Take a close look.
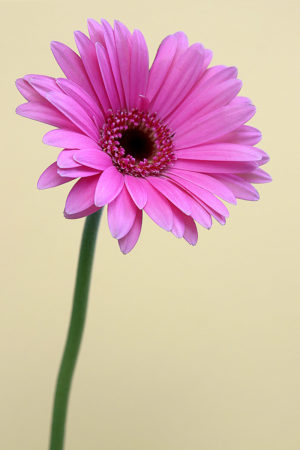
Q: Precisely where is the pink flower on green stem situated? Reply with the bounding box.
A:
[16,19,271,253]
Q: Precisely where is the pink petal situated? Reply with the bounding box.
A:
[214,174,260,200]
[152,43,205,119]
[167,172,229,217]
[107,186,138,239]
[173,159,258,173]
[183,216,198,245]
[143,181,173,231]
[137,95,150,111]
[57,149,81,168]
[188,196,212,229]
[57,167,99,178]
[94,166,124,207]
[197,199,226,225]
[173,31,189,55]
[198,66,237,86]
[146,35,178,102]
[74,31,110,113]
[100,19,126,108]
[16,77,45,102]
[74,149,112,170]
[168,66,238,128]
[256,148,270,166]
[87,18,105,44]
[175,143,262,162]
[114,21,132,109]
[16,102,76,129]
[211,125,262,146]
[174,102,256,148]
[168,79,242,130]
[239,168,272,184]
[129,29,149,109]
[64,175,99,215]
[170,205,186,238]
[147,33,189,104]
[193,79,242,118]
[147,176,191,215]
[51,41,96,100]
[232,96,252,106]
[167,168,236,204]
[25,74,61,97]
[95,42,121,111]
[56,78,104,127]
[43,129,98,149]
[37,162,74,189]
[125,175,148,209]
[46,91,99,140]
[202,49,213,73]
[64,204,101,220]
[118,209,143,254]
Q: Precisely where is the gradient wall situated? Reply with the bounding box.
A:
[1,0,299,449]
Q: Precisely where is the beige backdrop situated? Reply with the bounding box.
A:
[1,0,299,449]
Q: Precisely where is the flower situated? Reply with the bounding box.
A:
[16,19,271,254]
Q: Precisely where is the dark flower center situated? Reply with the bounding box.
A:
[119,128,154,162]
[99,109,175,177]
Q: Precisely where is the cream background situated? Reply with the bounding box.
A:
[1,0,299,449]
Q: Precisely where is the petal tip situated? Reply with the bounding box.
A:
[63,209,71,219]
[50,40,61,52]
[42,132,50,145]
[37,179,45,190]
[265,173,272,182]
[15,78,23,89]
[15,104,22,115]
[15,103,28,117]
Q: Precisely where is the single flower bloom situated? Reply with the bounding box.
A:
[16,19,271,253]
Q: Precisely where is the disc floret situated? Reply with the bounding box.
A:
[99,109,176,177]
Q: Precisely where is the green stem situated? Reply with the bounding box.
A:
[49,209,103,450]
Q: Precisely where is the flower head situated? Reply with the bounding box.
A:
[16,19,271,253]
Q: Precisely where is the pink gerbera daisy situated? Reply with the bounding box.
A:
[16,19,271,253]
